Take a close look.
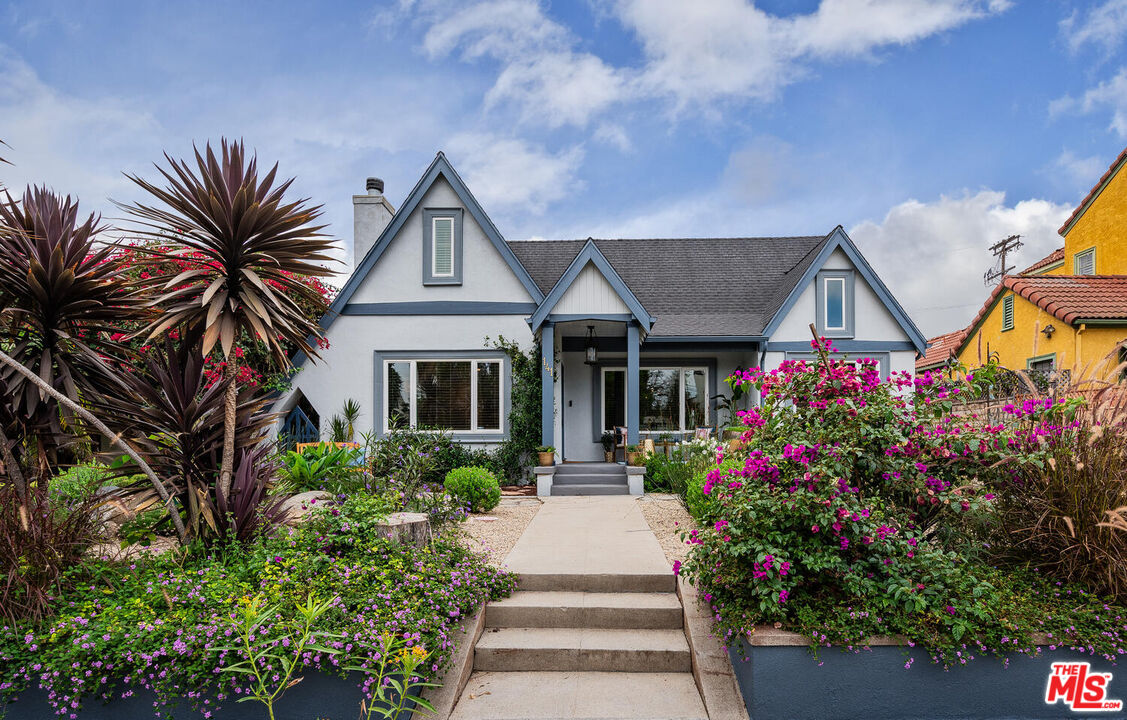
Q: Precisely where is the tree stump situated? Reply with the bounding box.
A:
[376,512,431,547]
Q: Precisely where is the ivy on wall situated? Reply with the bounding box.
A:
[485,335,541,483]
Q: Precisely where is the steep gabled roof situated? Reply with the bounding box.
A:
[760,226,928,354]
[1059,146,1127,236]
[509,234,828,337]
[327,152,543,323]
[916,329,966,371]
[1019,247,1064,275]
[527,239,654,331]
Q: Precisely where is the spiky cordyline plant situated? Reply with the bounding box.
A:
[120,139,336,499]
[99,333,274,540]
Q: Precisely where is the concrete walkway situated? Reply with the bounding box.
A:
[450,496,708,720]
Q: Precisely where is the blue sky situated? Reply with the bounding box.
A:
[2,0,1127,336]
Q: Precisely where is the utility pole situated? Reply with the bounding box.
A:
[984,234,1023,286]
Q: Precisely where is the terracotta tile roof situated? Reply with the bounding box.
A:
[1019,247,1064,275]
[961,276,1127,343]
[916,329,965,371]
[1059,147,1127,236]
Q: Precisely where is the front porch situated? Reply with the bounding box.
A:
[537,316,760,464]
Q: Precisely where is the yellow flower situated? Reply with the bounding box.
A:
[411,645,428,660]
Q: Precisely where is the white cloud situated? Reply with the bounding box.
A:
[593,123,632,152]
[849,190,1071,337]
[1052,68,1127,137]
[445,132,584,214]
[1061,0,1127,55]
[1054,149,1105,190]
[408,0,1008,126]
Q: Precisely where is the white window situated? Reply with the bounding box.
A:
[823,276,846,331]
[385,359,502,433]
[432,217,455,277]
[601,366,708,435]
[1074,247,1096,275]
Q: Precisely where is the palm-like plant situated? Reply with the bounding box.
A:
[120,139,336,498]
[99,334,274,539]
[0,186,187,540]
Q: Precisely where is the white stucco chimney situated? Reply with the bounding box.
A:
[352,177,394,270]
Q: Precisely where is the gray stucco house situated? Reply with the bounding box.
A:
[275,152,925,464]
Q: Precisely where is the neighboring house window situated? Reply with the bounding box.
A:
[601,366,708,434]
[1119,343,1127,382]
[815,271,854,337]
[1074,247,1096,275]
[422,209,463,285]
[1027,355,1054,373]
[1001,295,1014,331]
[384,358,501,432]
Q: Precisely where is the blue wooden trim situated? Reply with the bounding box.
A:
[342,301,537,315]
[765,340,916,352]
[761,226,927,355]
[547,313,634,323]
[541,323,555,446]
[372,349,512,442]
[422,208,463,286]
[318,152,543,333]
[529,240,655,331]
[627,323,640,445]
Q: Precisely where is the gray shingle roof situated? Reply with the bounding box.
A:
[507,235,831,336]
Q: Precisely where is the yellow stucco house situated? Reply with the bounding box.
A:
[917,147,1127,381]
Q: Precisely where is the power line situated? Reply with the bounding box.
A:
[984,234,1023,286]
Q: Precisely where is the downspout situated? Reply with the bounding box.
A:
[1075,323,1086,377]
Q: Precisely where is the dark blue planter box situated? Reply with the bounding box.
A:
[3,670,417,720]
[730,642,1126,719]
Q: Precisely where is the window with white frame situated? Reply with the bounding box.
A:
[1074,247,1096,275]
[432,216,454,277]
[601,366,708,434]
[385,359,502,432]
[823,276,846,331]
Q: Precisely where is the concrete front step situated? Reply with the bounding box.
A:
[555,463,625,475]
[487,591,683,629]
[450,671,708,720]
[518,571,676,593]
[474,627,692,673]
[553,474,628,486]
[552,483,629,496]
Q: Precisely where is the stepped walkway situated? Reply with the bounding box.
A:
[450,496,708,720]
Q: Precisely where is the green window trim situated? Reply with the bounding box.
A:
[1001,295,1015,332]
[1074,247,1096,275]
[1025,353,1057,371]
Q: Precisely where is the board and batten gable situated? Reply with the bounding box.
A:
[276,169,538,443]
[554,262,631,315]
[765,247,918,378]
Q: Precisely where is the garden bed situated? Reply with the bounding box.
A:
[729,634,1125,720]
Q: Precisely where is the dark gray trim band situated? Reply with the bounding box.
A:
[343,301,537,315]
[548,313,634,323]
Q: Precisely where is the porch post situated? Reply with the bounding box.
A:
[627,322,640,445]
[541,322,554,447]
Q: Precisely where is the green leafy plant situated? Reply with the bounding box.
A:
[349,632,439,720]
[213,594,343,720]
[341,398,362,441]
[644,452,692,494]
[600,431,615,453]
[281,443,365,493]
[536,445,554,454]
[444,466,501,513]
[485,335,541,483]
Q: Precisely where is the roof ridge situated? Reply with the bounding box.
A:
[506,235,824,243]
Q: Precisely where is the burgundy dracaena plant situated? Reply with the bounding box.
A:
[99,334,274,540]
[0,187,142,484]
[206,444,286,543]
[119,139,337,499]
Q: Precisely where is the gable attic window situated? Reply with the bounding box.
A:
[1002,295,1014,331]
[815,270,854,337]
[1074,247,1096,275]
[422,208,463,285]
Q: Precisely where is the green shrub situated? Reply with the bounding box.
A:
[444,466,501,513]
[644,453,692,494]
[50,463,110,503]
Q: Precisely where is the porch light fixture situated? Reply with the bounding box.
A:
[1042,323,1056,339]
[584,325,598,365]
